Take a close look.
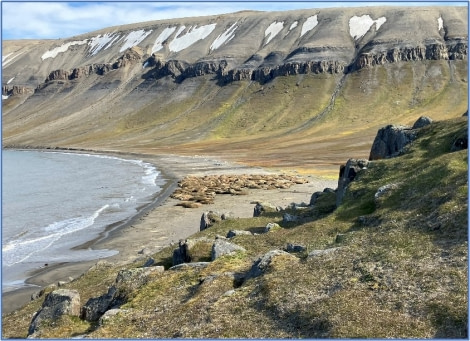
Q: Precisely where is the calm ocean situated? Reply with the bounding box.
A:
[2,150,163,292]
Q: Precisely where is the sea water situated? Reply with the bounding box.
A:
[2,150,163,292]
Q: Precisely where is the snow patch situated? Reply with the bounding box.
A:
[349,15,387,40]
[3,52,24,67]
[152,27,177,53]
[2,53,13,62]
[289,21,298,31]
[119,30,152,53]
[2,95,9,100]
[210,22,238,51]
[41,40,88,60]
[88,32,122,55]
[7,77,14,84]
[300,15,318,37]
[265,21,284,45]
[437,16,444,31]
[169,24,217,53]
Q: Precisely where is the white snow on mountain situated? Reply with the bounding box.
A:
[210,22,238,51]
[88,32,122,56]
[265,21,284,45]
[41,40,88,60]
[300,15,318,37]
[119,30,153,53]
[152,27,178,53]
[349,15,387,40]
[438,16,444,31]
[169,24,217,52]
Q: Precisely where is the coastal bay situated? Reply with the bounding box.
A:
[2,151,337,314]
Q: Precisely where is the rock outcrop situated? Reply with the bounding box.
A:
[368,125,417,160]
[2,85,33,96]
[247,250,298,279]
[28,289,81,336]
[226,230,253,238]
[369,116,433,160]
[211,239,246,260]
[253,202,278,217]
[336,158,370,207]
[38,47,144,88]
[172,239,194,266]
[200,211,225,231]
[352,41,467,71]
[81,266,164,322]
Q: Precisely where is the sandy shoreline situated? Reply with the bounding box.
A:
[2,151,337,315]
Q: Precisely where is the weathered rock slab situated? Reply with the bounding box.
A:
[28,289,80,336]
[212,239,246,260]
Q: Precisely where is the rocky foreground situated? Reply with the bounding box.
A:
[3,114,466,338]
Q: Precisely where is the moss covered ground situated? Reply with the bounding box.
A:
[2,116,467,339]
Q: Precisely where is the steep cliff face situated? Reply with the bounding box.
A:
[2,6,468,173]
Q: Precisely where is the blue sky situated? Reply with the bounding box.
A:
[2,1,467,40]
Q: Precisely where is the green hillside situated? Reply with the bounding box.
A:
[3,116,467,338]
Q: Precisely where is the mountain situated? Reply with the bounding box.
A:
[2,6,468,174]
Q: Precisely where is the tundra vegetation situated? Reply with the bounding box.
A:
[2,116,467,338]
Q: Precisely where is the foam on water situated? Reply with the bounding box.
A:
[2,150,163,292]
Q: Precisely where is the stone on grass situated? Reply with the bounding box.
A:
[98,308,125,326]
[307,247,340,259]
[82,287,117,322]
[169,262,210,271]
[336,158,369,206]
[247,250,297,278]
[285,243,306,253]
[253,202,277,217]
[211,239,246,260]
[264,222,281,233]
[369,124,416,160]
[28,289,80,336]
[412,116,433,129]
[172,239,194,265]
[226,230,253,238]
[142,257,156,267]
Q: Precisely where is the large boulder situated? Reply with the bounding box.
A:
[81,287,117,322]
[200,211,221,231]
[211,239,246,260]
[253,202,278,217]
[369,124,417,160]
[115,267,164,290]
[264,222,281,233]
[412,116,433,129]
[28,289,80,336]
[172,239,195,265]
[247,250,297,279]
[82,266,164,322]
[336,158,369,206]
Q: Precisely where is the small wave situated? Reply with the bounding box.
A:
[58,152,160,186]
[3,204,109,266]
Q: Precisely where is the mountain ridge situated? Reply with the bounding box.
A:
[2,6,468,174]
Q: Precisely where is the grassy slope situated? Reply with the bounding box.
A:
[3,60,466,176]
[3,116,467,339]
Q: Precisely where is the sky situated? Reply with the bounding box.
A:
[2,1,468,40]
